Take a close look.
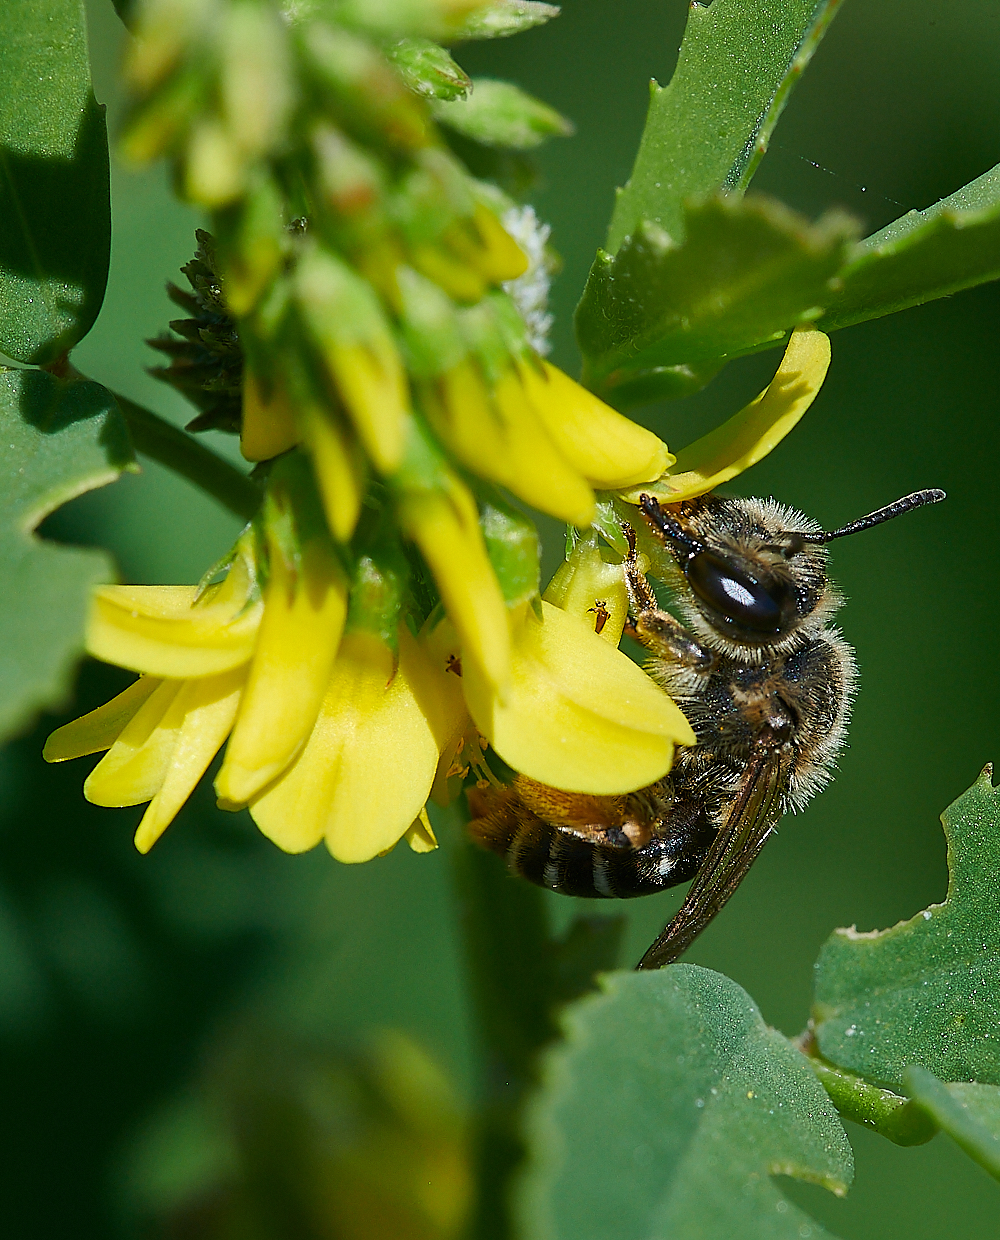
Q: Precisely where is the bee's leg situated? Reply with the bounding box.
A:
[621,522,714,671]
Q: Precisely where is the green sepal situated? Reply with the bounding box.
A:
[607,0,843,252]
[904,1067,1000,1183]
[518,965,853,1240]
[813,767,1000,1091]
[345,507,410,647]
[0,370,134,741]
[475,488,540,607]
[816,162,1000,332]
[576,197,858,407]
[433,78,573,150]
[0,0,111,364]
[450,0,560,40]
[260,450,339,583]
[385,36,471,100]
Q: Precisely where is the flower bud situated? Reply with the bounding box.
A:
[184,116,247,206]
[220,177,287,317]
[386,37,471,101]
[219,2,293,159]
[433,78,573,150]
[124,0,214,92]
[313,124,386,217]
[295,244,409,472]
[393,420,510,694]
[241,360,300,462]
[120,66,205,164]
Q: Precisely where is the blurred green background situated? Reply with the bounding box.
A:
[4,0,1000,1234]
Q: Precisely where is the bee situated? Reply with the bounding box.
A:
[468,487,945,969]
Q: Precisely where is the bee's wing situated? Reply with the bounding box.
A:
[636,751,789,970]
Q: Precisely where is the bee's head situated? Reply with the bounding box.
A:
[637,489,945,657]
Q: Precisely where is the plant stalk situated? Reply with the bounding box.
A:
[113,392,261,522]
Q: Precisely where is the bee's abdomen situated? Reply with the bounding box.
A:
[469,789,713,899]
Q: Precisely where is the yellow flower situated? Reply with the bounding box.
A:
[249,626,464,861]
[44,543,263,853]
[44,527,465,863]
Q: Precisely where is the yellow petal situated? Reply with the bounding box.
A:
[520,361,674,489]
[397,478,511,697]
[463,601,695,795]
[43,676,161,762]
[329,341,407,473]
[543,540,630,647]
[249,632,440,862]
[84,679,184,806]
[87,577,262,679]
[241,367,301,462]
[215,538,348,805]
[491,370,596,527]
[429,361,595,528]
[404,808,438,854]
[134,669,245,853]
[299,401,364,542]
[618,328,831,504]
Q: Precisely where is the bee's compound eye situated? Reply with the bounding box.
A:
[686,551,788,632]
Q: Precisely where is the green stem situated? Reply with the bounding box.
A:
[450,824,557,1240]
[798,1039,937,1146]
[113,392,262,522]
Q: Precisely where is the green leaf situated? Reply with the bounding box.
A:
[0,0,111,365]
[451,1,560,41]
[433,79,573,150]
[607,0,842,252]
[576,196,858,408]
[519,965,853,1240]
[816,163,1000,332]
[0,369,133,741]
[478,493,540,608]
[386,36,471,101]
[904,1067,1000,1183]
[813,767,1000,1091]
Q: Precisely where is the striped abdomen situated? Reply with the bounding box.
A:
[467,780,715,899]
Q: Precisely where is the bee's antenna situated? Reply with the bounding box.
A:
[792,488,946,547]
[638,493,702,554]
